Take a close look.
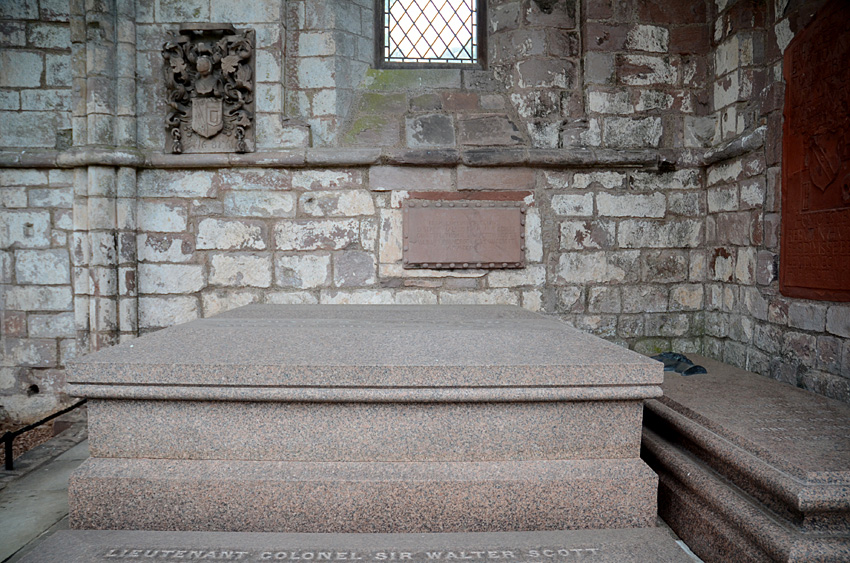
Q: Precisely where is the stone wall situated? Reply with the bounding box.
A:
[1,0,848,423]
[700,0,850,400]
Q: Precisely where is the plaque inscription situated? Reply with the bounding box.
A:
[403,200,525,269]
[780,0,850,301]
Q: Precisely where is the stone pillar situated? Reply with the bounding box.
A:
[70,0,138,353]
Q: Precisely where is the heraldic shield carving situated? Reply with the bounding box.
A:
[162,23,255,154]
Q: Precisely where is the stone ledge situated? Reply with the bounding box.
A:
[69,457,659,533]
[0,147,670,170]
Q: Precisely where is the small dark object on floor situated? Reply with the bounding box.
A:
[651,352,706,376]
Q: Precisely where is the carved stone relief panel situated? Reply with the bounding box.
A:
[780,0,850,301]
[162,23,256,154]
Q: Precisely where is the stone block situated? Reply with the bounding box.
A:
[370,166,451,191]
[788,302,827,332]
[343,115,401,147]
[560,220,615,250]
[622,285,668,314]
[597,192,665,218]
[406,114,456,148]
[826,306,850,339]
[572,171,626,190]
[587,90,632,115]
[0,111,57,147]
[138,296,199,329]
[28,187,72,209]
[363,69,461,91]
[275,254,331,289]
[210,0,280,23]
[15,249,70,285]
[138,171,216,199]
[1,187,27,208]
[551,193,593,216]
[209,254,272,288]
[138,264,205,295]
[0,210,52,248]
[604,117,663,148]
[299,191,375,217]
[584,52,615,85]
[0,51,43,88]
[510,91,560,119]
[641,250,688,283]
[196,219,265,251]
[5,286,72,311]
[4,338,57,368]
[457,167,535,190]
[515,59,575,89]
[488,265,546,288]
[156,0,209,22]
[137,201,187,233]
[333,251,376,287]
[617,55,678,86]
[275,219,360,251]
[588,287,621,314]
[202,289,261,318]
[265,291,319,305]
[28,23,70,49]
[626,25,669,53]
[457,115,523,146]
[28,312,75,338]
[669,284,703,311]
[557,251,638,284]
[621,219,702,249]
[294,169,362,191]
[223,192,296,218]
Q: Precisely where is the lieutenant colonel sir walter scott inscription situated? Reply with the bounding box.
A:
[403,200,526,269]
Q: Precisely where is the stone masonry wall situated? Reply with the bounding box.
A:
[702,0,850,401]
[1,0,848,422]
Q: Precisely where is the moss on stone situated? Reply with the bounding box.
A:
[342,115,392,144]
[362,68,461,91]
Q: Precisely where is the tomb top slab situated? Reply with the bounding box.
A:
[68,305,661,399]
[655,354,850,479]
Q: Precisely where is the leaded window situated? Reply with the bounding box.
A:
[376,0,486,68]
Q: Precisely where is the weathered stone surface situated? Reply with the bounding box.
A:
[0,210,51,248]
[560,220,615,250]
[223,192,296,218]
[196,218,266,251]
[618,220,701,248]
[299,191,375,217]
[138,264,205,295]
[557,252,638,284]
[572,171,625,190]
[210,254,272,288]
[275,219,360,251]
[333,251,376,287]
[14,249,70,285]
[137,201,187,233]
[138,171,216,198]
[202,289,261,318]
[293,170,361,191]
[275,254,330,289]
[551,193,593,216]
[138,296,199,329]
[597,193,665,218]
[370,166,451,191]
[27,312,75,338]
[457,115,523,146]
[5,286,72,311]
[604,117,663,148]
[406,114,456,148]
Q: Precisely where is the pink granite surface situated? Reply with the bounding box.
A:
[645,355,850,533]
[67,306,662,392]
[86,399,642,461]
[642,355,850,562]
[70,457,658,533]
[644,429,850,563]
[21,528,695,563]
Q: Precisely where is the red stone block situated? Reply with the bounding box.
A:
[441,92,478,111]
[637,0,705,25]
[669,25,709,55]
[2,311,27,337]
[583,22,628,51]
[585,0,614,20]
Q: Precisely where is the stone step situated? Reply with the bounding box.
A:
[18,528,696,563]
[69,457,657,533]
[642,355,850,562]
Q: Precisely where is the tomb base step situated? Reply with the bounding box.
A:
[69,457,658,533]
[643,429,850,563]
[18,527,695,563]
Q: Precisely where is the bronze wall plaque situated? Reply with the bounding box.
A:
[162,24,256,154]
[780,0,850,301]
[403,200,526,269]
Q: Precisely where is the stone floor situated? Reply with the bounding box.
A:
[0,427,702,563]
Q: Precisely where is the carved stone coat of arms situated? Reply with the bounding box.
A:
[162,24,256,154]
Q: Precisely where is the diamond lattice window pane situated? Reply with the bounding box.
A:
[384,0,479,65]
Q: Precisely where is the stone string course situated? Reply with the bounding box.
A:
[1,0,848,422]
